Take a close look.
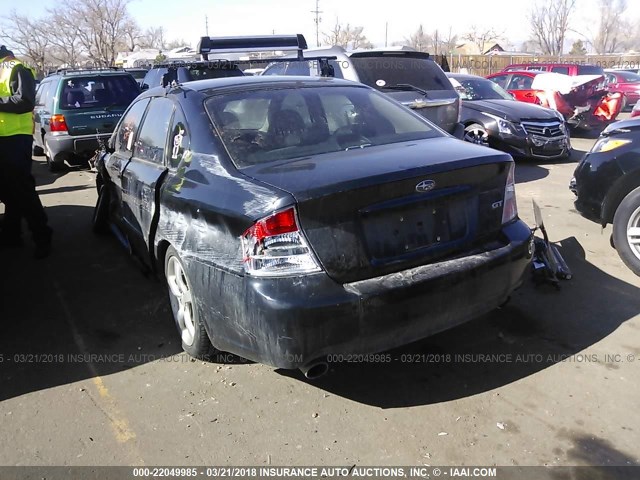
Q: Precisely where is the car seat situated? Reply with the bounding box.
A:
[66,90,85,108]
[94,88,112,106]
[269,110,306,148]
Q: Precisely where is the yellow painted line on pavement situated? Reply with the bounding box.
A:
[51,277,143,461]
[92,376,137,443]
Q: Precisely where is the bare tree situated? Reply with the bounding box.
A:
[1,11,52,72]
[122,19,143,52]
[322,19,373,49]
[528,0,576,55]
[569,39,588,55]
[436,27,458,55]
[45,8,84,66]
[405,25,432,52]
[463,26,502,54]
[592,0,628,53]
[74,0,133,66]
[141,26,167,50]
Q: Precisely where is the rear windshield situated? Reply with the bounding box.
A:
[577,65,604,75]
[205,85,442,168]
[60,75,139,110]
[350,56,452,91]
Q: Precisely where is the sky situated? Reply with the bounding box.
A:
[8,0,640,51]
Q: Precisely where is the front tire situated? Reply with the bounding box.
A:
[612,186,640,276]
[464,123,489,146]
[165,246,216,358]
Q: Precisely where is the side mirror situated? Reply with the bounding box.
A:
[141,83,149,91]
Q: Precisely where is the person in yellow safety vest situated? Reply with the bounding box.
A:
[0,45,52,259]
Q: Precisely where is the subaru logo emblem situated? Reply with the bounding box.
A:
[416,180,436,193]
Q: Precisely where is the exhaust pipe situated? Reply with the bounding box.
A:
[299,360,329,380]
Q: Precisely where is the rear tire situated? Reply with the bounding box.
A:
[45,142,65,172]
[612,186,640,276]
[164,246,217,359]
[32,144,44,156]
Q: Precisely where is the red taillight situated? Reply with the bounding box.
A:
[241,207,321,277]
[246,208,297,242]
[631,108,640,118]
[50,114,68,132]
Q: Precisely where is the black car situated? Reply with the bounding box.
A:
[93,75,532,377]
[571,118,640,276]
[447,73,571,160]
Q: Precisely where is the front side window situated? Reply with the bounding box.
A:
[206,85,442,168]
[488,74,509,89]
[507,74,534,90]
[134,97,174,164]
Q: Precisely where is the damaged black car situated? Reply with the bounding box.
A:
[93,74,533,378]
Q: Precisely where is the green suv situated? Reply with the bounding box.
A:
[33,68,140,171]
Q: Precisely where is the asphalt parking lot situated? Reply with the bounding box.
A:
[1,121,639,468]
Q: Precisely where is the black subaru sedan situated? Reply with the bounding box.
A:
[93,76,533,377]
[447,73,571,160]
[571,118,640,276]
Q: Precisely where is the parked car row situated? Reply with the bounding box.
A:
[30,36,640,378]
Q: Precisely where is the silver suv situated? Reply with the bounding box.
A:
[262,46,464,137]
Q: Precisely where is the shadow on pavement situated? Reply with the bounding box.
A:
[280,237,640,408]
[0,204,182,402]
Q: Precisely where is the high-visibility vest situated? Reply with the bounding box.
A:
[0,57,36,137]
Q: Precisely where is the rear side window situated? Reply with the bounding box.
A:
[551,66,570,75]
[578,65,604,75]
[168,106,190,169]
[59,75,139,110]
[36,80,55,109]
[115,98,150,154]
[134,97,174,164]
[350,56,452,91]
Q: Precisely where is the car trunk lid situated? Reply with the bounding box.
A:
[242,138,512,284]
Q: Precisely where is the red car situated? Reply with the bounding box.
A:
[604,69,640,110]
[487,70,622,129]
[487,71,544,105]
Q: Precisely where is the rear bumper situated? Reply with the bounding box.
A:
[46,133,111,163]
[204,220,533,369]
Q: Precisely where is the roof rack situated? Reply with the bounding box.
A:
[197,34,308,61]
[50,66,124,76]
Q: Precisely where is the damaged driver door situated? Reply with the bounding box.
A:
[120,97,174,267]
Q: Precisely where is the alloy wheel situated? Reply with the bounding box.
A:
[166,255,196,346]
[627,205,640,261]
